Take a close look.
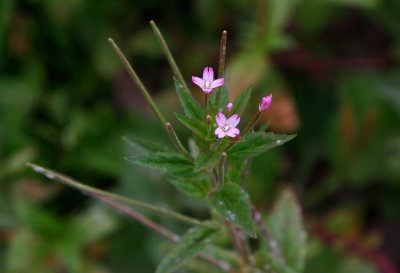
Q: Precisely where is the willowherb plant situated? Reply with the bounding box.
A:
[28,21,306,273]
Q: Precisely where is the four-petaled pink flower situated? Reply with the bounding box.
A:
[259,94,272,112]
[215,112,240,139]
[192,67,224,93]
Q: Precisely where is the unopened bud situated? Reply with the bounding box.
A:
[226,102,233,113]
[206,115,212,125]
[258,94,272,112]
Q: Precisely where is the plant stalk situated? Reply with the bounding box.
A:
[108,38,167,126]
[165,122,192,160]
[26,163,208,228]
[150,20,190,92]
[216,30,227,108]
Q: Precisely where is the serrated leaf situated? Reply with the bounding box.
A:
[194,151,221,172]
[156,226,216,273]
[125,152,193,172]
[211,183,256,237]
[228,132,296,161]
[231,85,253,115]
[174,77,203,120]
[174,112,208,139]
[267,189,306,273]
[166,175,209,198]
[123,136,171,154]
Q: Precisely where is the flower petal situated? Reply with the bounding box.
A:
[203,67,214,82]
[210,78,224,89]
[216,112,226,127]
[215,127,223,136]
[217,131,226,138]
[226,127,240,137]
[227,114,240,127]
[192,76,204,88]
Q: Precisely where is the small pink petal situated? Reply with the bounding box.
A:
[192,76,204,88]
[216,112,226,127]
[226,128,239,138]
[227,114,240,127]
[217,132,226,138]
[210,78,224,89]
[215,127,223,136]
[203,87,213,94]
[203,67,214,83]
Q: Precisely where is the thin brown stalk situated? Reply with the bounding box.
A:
[216,30,227,108]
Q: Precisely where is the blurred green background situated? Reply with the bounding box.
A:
[1,0,399,272]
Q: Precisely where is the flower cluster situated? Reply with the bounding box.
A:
[192,66,272,139]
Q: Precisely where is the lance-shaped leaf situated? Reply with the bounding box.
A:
[194,151,221,172]
[125,152,193,172]
[231,85,253,115]
[166,175,209,198]
[228,132,296,161]
[174,112,208,139]
[156,226,216,273]
[266,189,307,273]
[174,77,203,120]
[211,183,256,237]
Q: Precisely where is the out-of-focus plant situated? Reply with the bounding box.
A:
[28,22,305,273]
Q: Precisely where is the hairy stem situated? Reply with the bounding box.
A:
[218,152,227,188]
[165,122,192,160]
[26,163,209,228]
[225,221,250,266]
[242,111,262,135]
[108,38,167,126]
[87,189,231,271]
[251,204,283,262]
[150,20,190,92]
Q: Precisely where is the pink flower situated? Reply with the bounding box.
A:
[215,112,240,139]
[192,67,224,93]
[226,102,233,113]
[259,94,272,112]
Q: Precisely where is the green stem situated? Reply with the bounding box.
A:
[216,30,227,109]
[242,111,262,135]
[150,20,190,92]
[165,122,192,160]
[218,152,226,188]
[108,38,167,126]
[26,163,209,228]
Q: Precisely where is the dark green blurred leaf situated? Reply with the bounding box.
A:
[211,183,256,237]
[267,189,306,273]
[228,132,296,161]
[174,112,208,139]
[174,78,204,120]
[166,175,209,198]
[125,152,193,172]
[194,150,221,172]
[156,226,216,273]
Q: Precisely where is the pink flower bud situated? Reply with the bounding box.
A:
[258,94,272,112]
[226,102,233,113]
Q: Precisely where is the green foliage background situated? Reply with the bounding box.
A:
[1,0,399,272]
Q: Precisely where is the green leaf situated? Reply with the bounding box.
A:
[125,152,193,172]
[174,112,208,139]
[267,189,306,273]
[174,77,203,120]
[166,175,209,198]
[211,183,256,237]
[123,136,171,154]
[253,251,298,273]
[228,132,296,161]
[231,85,253,115]
[156,226,216,273]
[194,150,221,172]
